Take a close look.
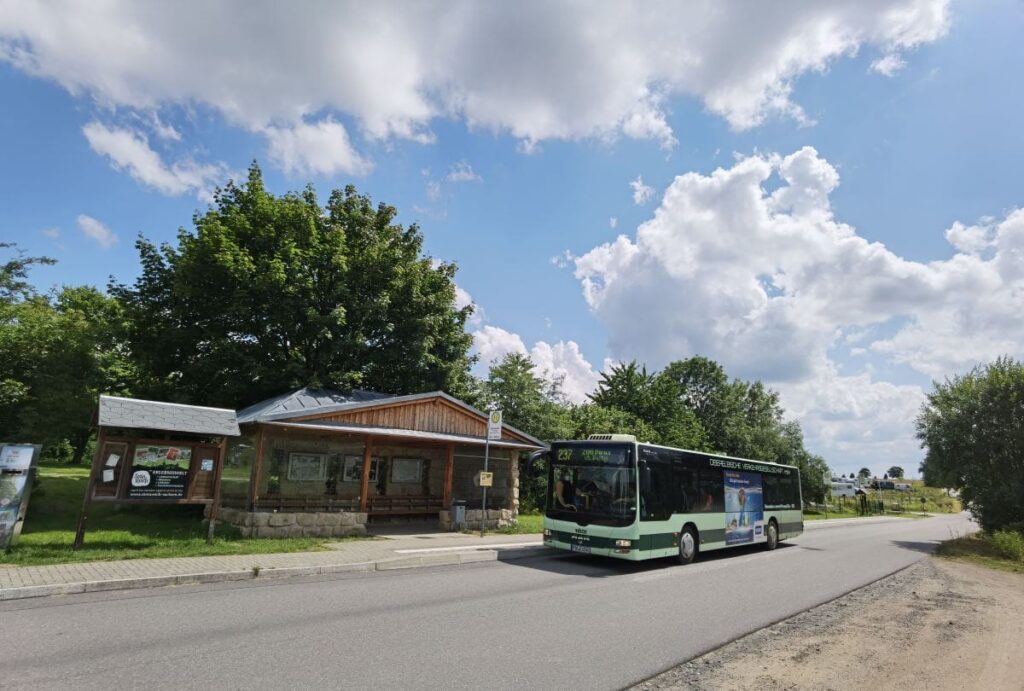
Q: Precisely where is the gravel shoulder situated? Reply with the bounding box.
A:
[633,557,1024,691]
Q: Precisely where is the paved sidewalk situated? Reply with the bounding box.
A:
[0,532,543,601]
[0,515,928,602]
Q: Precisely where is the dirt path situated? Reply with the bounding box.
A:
[634,558,1024,691]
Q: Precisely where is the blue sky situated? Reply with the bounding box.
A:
[3,1,1022,475]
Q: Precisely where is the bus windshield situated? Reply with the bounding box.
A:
[546,444,636,527]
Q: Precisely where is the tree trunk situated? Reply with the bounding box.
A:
[71,430,91,465]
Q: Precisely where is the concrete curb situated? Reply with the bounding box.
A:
[0,545,551,602]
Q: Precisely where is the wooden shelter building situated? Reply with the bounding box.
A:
[215,388,546,536]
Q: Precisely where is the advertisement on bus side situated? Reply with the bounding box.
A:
[724,470,764,545]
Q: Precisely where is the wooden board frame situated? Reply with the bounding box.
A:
[73,431,229,549]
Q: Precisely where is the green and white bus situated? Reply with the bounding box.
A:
[538,434,803,563]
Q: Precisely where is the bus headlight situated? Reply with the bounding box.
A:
[543,529,552,538]
[615,539,632,549]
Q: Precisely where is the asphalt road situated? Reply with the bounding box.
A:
[0,513,974,690]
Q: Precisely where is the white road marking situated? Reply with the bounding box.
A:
[394,541,543,554]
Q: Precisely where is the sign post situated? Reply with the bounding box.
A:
[482,410,502,537]
[0,443,42,552]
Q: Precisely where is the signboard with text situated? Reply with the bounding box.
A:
[126,445,192,499]
[487,410,503,441]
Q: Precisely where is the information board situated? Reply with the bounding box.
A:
[0,443,41,551]
[126,445,191,499]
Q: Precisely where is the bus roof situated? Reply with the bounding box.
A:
[552,438,800,472]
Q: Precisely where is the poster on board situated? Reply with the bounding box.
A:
[127,445,192,498]
[0,443,41,550]
[724,470,765,545]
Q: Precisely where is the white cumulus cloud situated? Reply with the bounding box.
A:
[630,175,655,205]
[76,214,117,249]
[471,325,600,404]
[82,121,227,199]
[573,147,1024,471]
[870,53,908,76]
[264,118,372,177]
[446,160,481,183]
[0,1,951,155]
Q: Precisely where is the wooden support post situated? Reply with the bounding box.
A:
[73,428,106,550]
[442,443,455,508]
[207,436,227,544]
[248,426,266,511]
[359,436,374,513]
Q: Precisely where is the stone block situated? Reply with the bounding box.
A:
[318,512,342,527]
[296,513,318,527]
[251,511,270,527]
[342,526,367,538]
[267,512,295,527]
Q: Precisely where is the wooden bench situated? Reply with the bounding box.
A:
[367,496,443,521]
[254,495,360,512]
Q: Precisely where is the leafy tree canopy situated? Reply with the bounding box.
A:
[917,357,1024,530]
[0,245,131,461]
[112,164,475,407]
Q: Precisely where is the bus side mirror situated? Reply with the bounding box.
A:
[639,461,652,493]
[526,449,549,473]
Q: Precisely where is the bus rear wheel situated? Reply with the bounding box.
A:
[765,520,779,551]
[677,526,698,565]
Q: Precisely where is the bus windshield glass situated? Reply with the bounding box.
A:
[546,444,636,527]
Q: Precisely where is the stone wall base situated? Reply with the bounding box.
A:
[438,508,515,531]
[205,506,367,539]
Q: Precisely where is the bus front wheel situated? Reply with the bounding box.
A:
[765,520,779,551]
[677,526,698,565]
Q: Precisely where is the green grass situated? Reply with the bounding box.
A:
[0,464,358,567]
[495,512,543,534]
[936,531,1024,574]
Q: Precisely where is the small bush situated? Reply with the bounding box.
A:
[990,530,1024,562]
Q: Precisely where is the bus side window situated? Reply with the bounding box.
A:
[675,468,696,513]
[763,474,779,507]
[640,450,674,521]
[698,469,724,512]
[783,474,801,507]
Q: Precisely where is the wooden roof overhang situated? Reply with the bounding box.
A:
[262,420,545,451]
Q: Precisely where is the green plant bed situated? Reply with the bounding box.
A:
[936,531,1024,574]
[0,464,351,567]
[491,512,544,535]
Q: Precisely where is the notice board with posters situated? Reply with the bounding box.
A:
[75,435,227,549]
[74,394,240,549]
[89,438,222,504]
[0,443,42,551]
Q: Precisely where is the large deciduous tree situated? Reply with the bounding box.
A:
[917,357,1024,531]
[113,165,475,407]
[0,245,131,461]
[589,360,706,449]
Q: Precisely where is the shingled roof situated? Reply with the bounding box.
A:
[97,395,240,437]
[236,387,395,424]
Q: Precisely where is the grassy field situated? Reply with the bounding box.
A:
[804,480,961,521]
[0,464,354,567]
[936,531,1024,574]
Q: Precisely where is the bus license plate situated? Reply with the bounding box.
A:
[570,544,591,554]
